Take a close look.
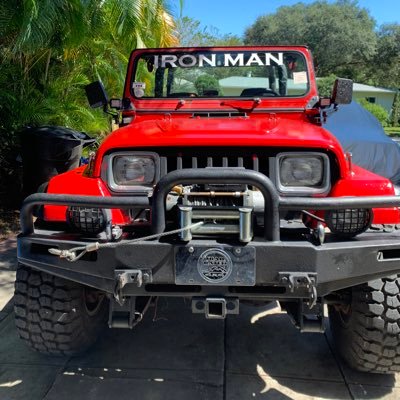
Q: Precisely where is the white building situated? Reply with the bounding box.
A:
[352,83,397,114]
[219,77,307,97]
[218,77,397,113]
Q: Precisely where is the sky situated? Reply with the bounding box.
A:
[176,0,400,37]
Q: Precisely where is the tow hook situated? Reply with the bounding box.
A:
[279,272,318,308]
[114,269,152,304]
[192,297,239,319]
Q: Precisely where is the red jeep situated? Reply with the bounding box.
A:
[15,46,400,373]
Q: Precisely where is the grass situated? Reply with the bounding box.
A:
[385,127,400,136]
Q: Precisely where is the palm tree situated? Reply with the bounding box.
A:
[0,0,178,136]
[0,0,178,194]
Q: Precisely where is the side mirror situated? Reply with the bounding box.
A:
[331,78,353,105]
[85,81,108,108]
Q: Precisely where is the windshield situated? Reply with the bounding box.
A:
[132,50,309,99]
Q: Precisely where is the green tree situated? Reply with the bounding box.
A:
[0,0,177,137]
[194,75,221,95]
[391,92,400,128]
[369,24,400,88]
[0,0,178,193]
[244,1,377,77]
[316,75,337,97]
[175,16,242,47]
[175,17,216,47]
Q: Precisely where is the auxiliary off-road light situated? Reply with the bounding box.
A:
[325,208,372,237]
[66,206,107,235]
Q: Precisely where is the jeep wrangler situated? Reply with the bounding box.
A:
[15,46,400,373]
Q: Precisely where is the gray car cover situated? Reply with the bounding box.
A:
[324,101,400,184]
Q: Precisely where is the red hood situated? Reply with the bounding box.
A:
[93,114,348,177]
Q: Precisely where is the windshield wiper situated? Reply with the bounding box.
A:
[220,97,262,112]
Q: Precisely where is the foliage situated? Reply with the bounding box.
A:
[0,0,177,194]
[391,92,400,128]
[384,127,400,136]
[194,75,221,95]
[0,0,177,138]
[317,75,337,97]
[358,99,389,127]
[244,1,400,128]
[244,1,377,77]
[369,24,400,88]
[175,16,242,47]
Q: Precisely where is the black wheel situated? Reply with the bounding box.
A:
[14,264,108,355]
[329,275,400,373]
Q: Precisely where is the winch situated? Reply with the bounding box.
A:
[177,184,256,242]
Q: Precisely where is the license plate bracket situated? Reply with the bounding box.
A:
[175,246,256,286]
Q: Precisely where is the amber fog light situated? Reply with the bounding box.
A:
[66,207,107,235]
[325,209,372,237]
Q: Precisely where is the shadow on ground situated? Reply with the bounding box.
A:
[0,297,398,399]
[225,302,397,399]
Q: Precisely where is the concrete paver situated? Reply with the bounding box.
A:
[225,373,352,399]
[226,303,343,382]
[61,298,225,399]
[67,298,225,377]
[348,384,400,400]
[0,365,63,400]
[0,237,17,310]
[45,372,222,400]
[0,238,400,399]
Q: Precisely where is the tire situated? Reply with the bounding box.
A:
[329,275,400,373]
[14,264,108,355]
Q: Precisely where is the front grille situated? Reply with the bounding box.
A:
[128,147,338,185]
[157,148,272,177]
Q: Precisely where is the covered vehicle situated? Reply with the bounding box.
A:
[325,101,400,185]
[15,46,400,374]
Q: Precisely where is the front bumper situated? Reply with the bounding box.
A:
[18,168,400,300]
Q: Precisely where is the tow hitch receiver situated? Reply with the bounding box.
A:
[108,296,137,329]
[192,297,239,319]
[283,299,325,333]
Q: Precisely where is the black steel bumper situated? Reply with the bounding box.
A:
[17,168,400,299]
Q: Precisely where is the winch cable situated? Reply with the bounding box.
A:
[301,210,325,223]
[48,221,204,262]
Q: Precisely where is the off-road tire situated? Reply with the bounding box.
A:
[329,275,400,373]
[14,264,108,355]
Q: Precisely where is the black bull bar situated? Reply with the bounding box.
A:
[21,168,400,239]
